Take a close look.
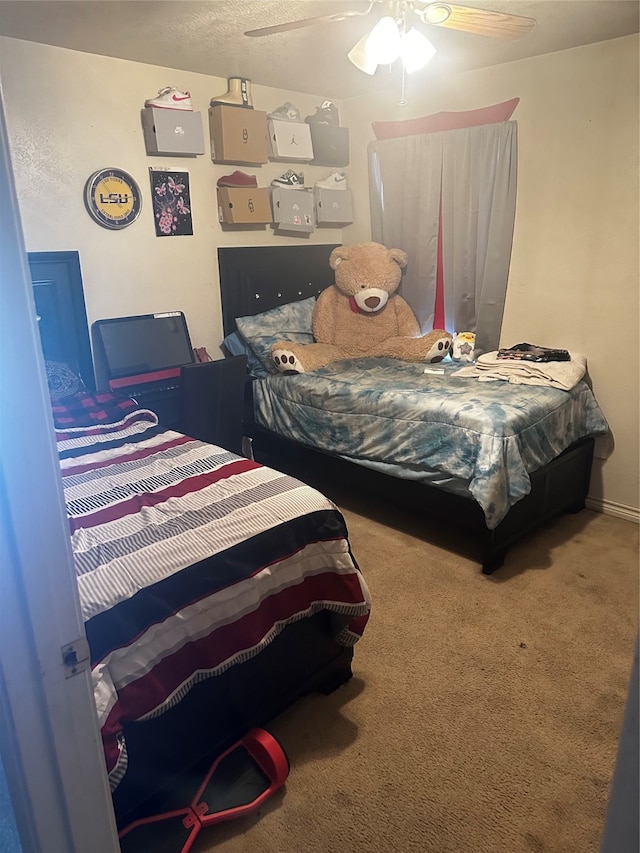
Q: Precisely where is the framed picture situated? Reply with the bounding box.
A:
[149,168,193,236]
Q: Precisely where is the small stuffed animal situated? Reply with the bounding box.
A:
[451,332,476,362]
[271,242,452,374]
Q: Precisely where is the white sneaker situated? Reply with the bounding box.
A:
[268,102,301,122]
[315,171,347,190]
[145,87,192,111]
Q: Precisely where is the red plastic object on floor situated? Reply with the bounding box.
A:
[118,728,290,853]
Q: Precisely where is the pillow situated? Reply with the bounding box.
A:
[235,296,316,341]
[241,332,315,376]
[234,296,317,377]
[371,98,520,140]
[222,330,265,377]
[45,360,85,400]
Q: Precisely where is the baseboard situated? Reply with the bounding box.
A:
[586,497,640,523]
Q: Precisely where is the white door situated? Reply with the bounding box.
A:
[0,85,120,851]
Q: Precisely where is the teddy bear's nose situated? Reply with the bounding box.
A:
[364,296,380,309]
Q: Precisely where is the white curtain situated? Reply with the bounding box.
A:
[369,121,518,353]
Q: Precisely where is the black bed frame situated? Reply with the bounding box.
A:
[29,249,358,830]
[218,244,596,575]
[247,423,594,574]
[112,612,354,828]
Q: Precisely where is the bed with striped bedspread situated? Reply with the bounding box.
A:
[56,407,371,791]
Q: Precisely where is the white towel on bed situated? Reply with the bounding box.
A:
[454,351,587,391]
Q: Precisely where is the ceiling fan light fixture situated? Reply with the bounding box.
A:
[347,32,380,74]
[400,27,436,74]
[419,3,452,25]
[363,15,402,65]
[348,9,437,78]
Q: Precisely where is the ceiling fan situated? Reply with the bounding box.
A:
[244,1,537,42]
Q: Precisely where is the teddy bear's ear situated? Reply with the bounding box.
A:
[387,248,408,269]
[329,246,351,269]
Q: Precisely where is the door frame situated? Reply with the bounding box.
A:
[0,83,120,851]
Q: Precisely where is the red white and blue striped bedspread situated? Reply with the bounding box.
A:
[56,408,371,790]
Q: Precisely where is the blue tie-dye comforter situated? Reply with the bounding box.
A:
[252,357,609,529]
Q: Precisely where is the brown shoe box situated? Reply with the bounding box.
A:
[217,187,272,224]
[209,105,269,165]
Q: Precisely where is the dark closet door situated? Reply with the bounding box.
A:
[28,251,95,390]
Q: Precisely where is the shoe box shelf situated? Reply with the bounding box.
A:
[138,94,352,230]
[308,124,349,167]
[209,105,269,165]
[209,105,349,168]
[141,107,205,156]
[217,187,272,224]
[209,104,352,230]
[270,186,353,232]
[268,119,314,162]
[268,121,349,167]
[218,185,353,230]
[313,187,353,225]
[271,188,315,233]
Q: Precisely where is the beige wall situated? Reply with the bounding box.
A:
[342,35,639,518]
[0,37,347,356]
[1,34,638,517]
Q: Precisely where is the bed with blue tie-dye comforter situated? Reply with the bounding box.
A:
[252,357,609,530]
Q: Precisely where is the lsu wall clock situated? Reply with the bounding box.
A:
[84,168,142,229]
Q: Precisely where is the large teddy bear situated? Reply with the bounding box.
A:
[271,241,452,374]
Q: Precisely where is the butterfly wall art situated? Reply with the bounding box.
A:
[149,168,193,237]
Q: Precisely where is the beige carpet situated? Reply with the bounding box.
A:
[193,498,638,853]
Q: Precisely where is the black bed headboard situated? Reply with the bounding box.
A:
[218,244,340,337]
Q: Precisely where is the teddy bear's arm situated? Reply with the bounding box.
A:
[312,287,341,345]
[393,295,422,337]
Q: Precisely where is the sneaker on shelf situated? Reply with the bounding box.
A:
[271,170,305,189]
[268,102,301,122]
[217,171,258,188]
[145,86,192,111]
[305,100,339,125]
[315,171,348,190]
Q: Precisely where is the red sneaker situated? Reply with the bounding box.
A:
[217,171,258,188]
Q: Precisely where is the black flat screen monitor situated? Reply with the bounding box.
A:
[94,312,195,380]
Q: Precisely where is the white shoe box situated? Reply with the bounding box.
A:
[313,187,353,225]
[268,120,314,162]
[141,107,205,156]
[271,188,315,232]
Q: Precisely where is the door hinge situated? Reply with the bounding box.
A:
[61,637,90,679]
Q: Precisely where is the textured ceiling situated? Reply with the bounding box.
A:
[0,1,638,100]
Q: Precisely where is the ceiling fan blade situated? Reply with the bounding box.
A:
[420,3,536,40]
[245,8,371,37]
